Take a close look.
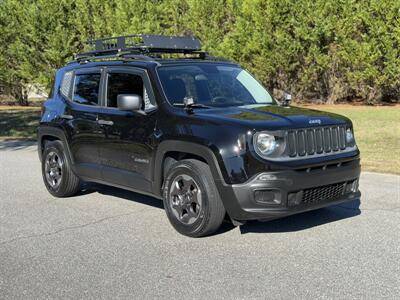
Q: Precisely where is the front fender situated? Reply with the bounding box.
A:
[153,140,247,218]
[37,125,74,165]
[153,140,225,194]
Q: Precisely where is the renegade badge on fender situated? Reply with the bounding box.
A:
[38,35,361,237]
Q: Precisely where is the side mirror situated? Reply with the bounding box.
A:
[183,96,194,106]
[282,92,292,107]
[117,94,142,111]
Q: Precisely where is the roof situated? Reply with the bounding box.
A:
[64,59,238,73]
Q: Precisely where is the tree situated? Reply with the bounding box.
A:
[0,0,398,105]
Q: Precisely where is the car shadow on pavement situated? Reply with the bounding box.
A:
[80,183,361,236]
[91,183,164,209]
[82,183,237,235]
[239,199,361,234]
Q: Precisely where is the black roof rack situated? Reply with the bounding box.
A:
[74,34,209,62]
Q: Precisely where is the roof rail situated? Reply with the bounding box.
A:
[74,34,207,62]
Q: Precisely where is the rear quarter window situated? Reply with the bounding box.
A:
[60,71,73,98]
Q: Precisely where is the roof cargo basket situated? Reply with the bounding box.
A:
[75,34,207,61]
[92,34,201,52]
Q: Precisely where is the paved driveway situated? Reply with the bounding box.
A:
[0,141,399,299]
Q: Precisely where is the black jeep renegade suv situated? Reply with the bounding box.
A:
[38,35,361,237]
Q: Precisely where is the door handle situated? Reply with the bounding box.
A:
[60,114,73,120]
[97,119,114,126]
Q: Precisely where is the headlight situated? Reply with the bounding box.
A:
[346,128,354,143]
[255,133,277,155]
[346,128,356,147]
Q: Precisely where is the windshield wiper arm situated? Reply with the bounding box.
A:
[173,103,210,108]
[187,103,210,109]
[173,101,210,114]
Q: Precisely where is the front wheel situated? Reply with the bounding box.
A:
[41,140,81,197]
[163,159,226,237]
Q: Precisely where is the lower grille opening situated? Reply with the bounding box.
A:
[288,180,357,207]
[302,182,346,204]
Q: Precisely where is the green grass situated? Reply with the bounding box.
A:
[303,105,400,175]
[0,105,399,174]
[0,107,41,140]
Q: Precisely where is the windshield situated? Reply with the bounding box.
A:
[157,64,276,107]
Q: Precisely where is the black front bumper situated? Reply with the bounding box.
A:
[217,158,361,221]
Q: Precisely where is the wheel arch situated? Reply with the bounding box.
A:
[38,126,74,166]
[153,140,225,198]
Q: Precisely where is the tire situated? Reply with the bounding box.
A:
[41,140,81,197]
[162,159,226,237]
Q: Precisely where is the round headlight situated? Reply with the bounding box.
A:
[256,133,277,155]
[346,128,354,143]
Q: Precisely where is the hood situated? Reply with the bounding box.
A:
[195,104,350,130]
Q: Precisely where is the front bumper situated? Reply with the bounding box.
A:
[217,158,361,221]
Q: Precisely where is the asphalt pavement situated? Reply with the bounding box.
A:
[0,140,399,299]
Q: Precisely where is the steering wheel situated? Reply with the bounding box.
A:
[211,96,230,104]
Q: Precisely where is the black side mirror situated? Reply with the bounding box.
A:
[282,92,292,107]
[117,94,142,111]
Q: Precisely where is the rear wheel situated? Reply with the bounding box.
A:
[163,159,225,237]
[41,140,81,197]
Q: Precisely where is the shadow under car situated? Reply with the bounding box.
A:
[82,183,361,236]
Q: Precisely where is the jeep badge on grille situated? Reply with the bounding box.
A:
[309,119,322,125]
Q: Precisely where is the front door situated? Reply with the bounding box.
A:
[62,68,104,180]
[97,67,158,193]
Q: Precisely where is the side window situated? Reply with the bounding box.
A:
[60,71,73,98]
[73,73,101,106]
[106,72,156,110]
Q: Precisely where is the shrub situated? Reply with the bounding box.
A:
[0,0,398,104]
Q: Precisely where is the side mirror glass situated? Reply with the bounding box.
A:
[117,94,142,111]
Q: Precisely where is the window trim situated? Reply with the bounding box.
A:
[102,66,157,112]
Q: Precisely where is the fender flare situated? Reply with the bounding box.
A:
[153,140,228,195]
[37,126,74,166]
[153,140,226,190]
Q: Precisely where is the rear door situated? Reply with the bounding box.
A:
[61,68,104,180]
[96,67,158,193]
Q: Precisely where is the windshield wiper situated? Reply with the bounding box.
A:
[173,98,211,114]
[173,103,210,109]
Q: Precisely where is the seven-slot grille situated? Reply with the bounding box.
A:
[287,125,347,157]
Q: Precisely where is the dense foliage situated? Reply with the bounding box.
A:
[0,0,399,104]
